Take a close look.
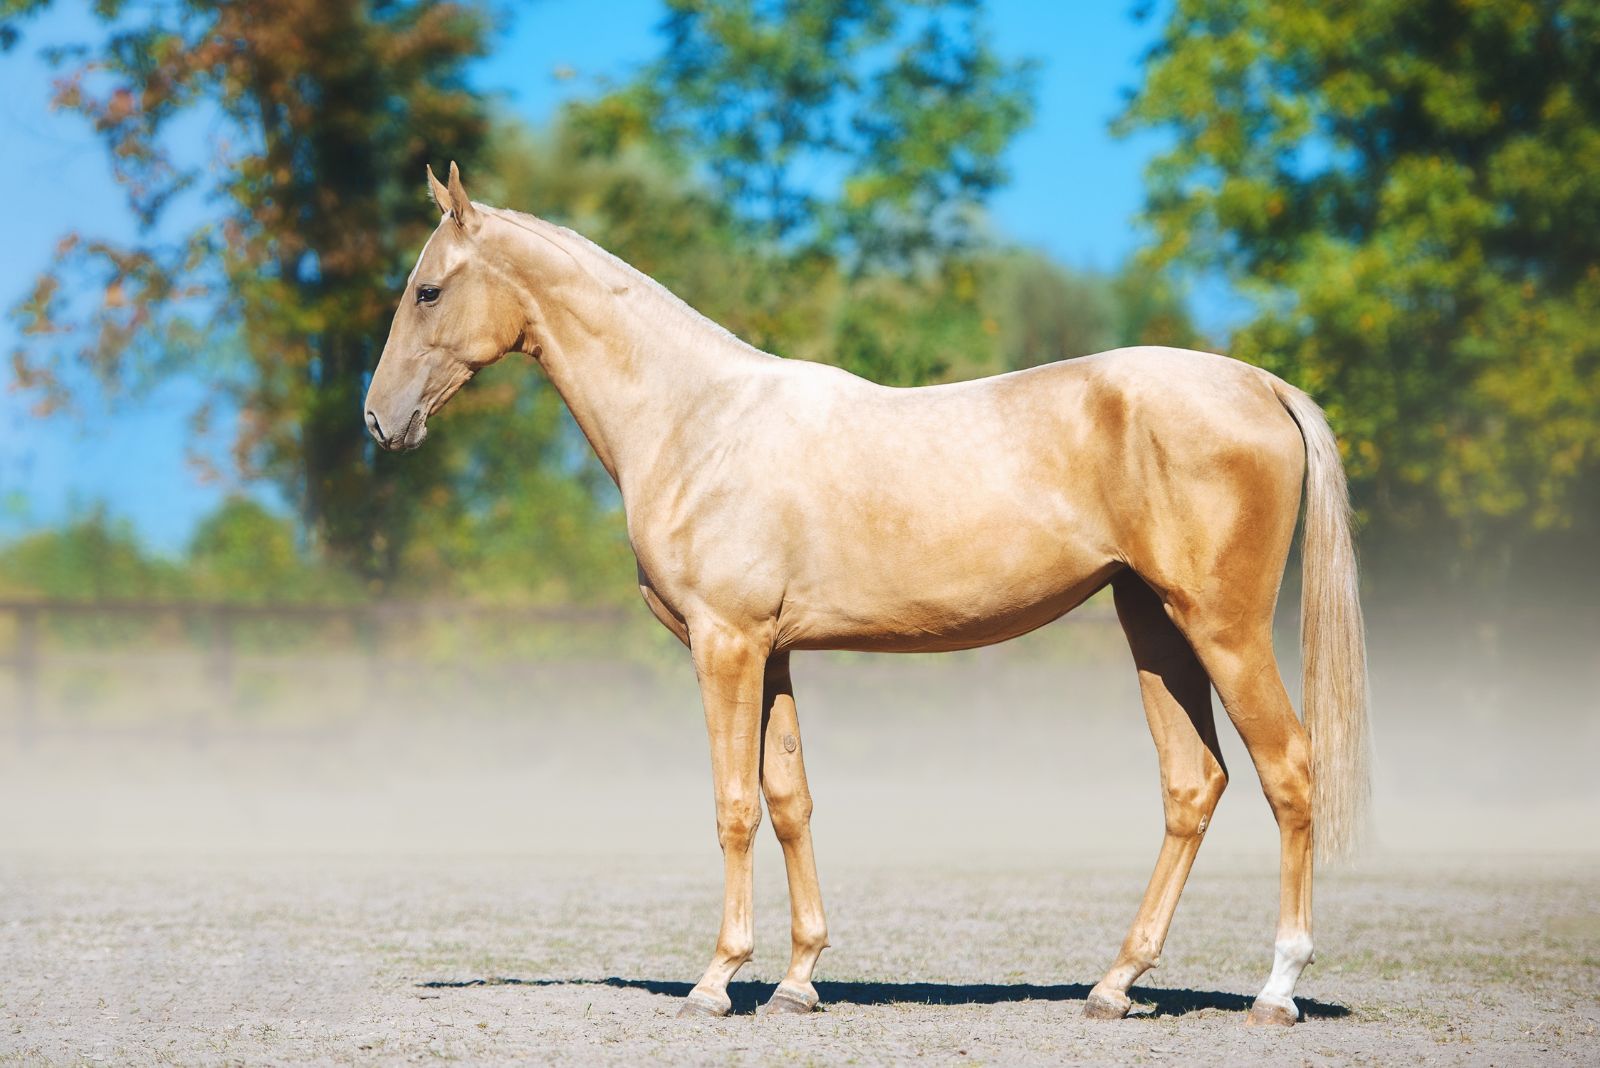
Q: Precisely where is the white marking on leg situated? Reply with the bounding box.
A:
[1257,932,1314,1012]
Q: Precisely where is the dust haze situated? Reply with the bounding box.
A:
[2,602,1597,1064]
[4,604,1595,860]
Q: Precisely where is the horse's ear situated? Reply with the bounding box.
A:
[445,160,477,228]
[426,163,452,217]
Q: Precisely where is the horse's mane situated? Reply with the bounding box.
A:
[482,205,770,359]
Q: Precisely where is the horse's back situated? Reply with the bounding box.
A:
[751,348,1295,650]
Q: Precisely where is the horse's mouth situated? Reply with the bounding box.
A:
[393,408,429,451]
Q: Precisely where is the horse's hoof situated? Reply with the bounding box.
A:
[761,981,819,1016]
[1245,995,1298,1027]
[1083,985,1132,1020]
[676,990,732,1019]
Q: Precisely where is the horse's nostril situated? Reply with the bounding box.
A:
[366,410,383,441]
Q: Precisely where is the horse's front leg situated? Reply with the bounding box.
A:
[758,652,828,1014]
[678,619,769,1018]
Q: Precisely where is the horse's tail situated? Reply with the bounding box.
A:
[1269,376,1371,864]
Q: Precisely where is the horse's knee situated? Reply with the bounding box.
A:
[766,785,813,844]
[716,795,762,851]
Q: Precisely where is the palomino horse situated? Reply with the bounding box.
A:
[364,164,1370,1027]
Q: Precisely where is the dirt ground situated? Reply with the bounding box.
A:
[3,853,1596,1066]
[2,638,1598,1065]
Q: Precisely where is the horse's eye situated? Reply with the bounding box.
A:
[416,284,441,305]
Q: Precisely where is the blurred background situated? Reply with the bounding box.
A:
[0,0,1596,863]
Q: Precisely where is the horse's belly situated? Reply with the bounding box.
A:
[775,538,1120,653]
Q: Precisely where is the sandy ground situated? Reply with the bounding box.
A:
[2,853,1596,1065]
[2,635,1598,1064]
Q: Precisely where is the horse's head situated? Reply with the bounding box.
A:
[364,163,523,451]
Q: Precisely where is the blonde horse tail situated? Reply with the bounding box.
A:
[1270,376,1371,864]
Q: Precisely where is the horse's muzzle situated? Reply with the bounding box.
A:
[365,407,428,452]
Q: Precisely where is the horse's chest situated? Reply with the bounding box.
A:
[637,576,690,645]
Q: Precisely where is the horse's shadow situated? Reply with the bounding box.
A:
[416,976,1349,1020]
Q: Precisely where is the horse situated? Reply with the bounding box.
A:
[363,163,1370,1027]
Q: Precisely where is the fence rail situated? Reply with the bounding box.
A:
[0,596,1120,745]
[0,598,636,745]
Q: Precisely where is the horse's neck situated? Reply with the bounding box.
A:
[496,216,772,490]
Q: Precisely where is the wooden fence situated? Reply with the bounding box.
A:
[0,597,1122,745]
[0,598,633,745]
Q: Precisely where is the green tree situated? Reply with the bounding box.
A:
[973,251,1199,375]
[1121,0,1600,583]
[187,496,361,602]
[599,0,1037,270]
[7,0,491,587]
[569,0,1037,387]
[0,509,182,600]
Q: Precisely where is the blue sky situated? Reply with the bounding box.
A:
[0,1,1208,554]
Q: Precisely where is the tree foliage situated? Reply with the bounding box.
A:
[4,1,1198,606]
[0,508,183,601]
[1122,0,1600,577]
[9,0,491,586]
[583,0,1037,271]
[0,499,361,604]
[559,0,1055,389]
[187,497,364,602]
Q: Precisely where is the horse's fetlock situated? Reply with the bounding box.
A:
[1120,935,1161,974]
[717,934,755,967]
[1275,932,1314,970]
[793,918,828,956]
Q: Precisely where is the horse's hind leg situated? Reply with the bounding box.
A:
[1178,608,1314,1027]
[1085,572,1228,1020]
[757,652,829,1014]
